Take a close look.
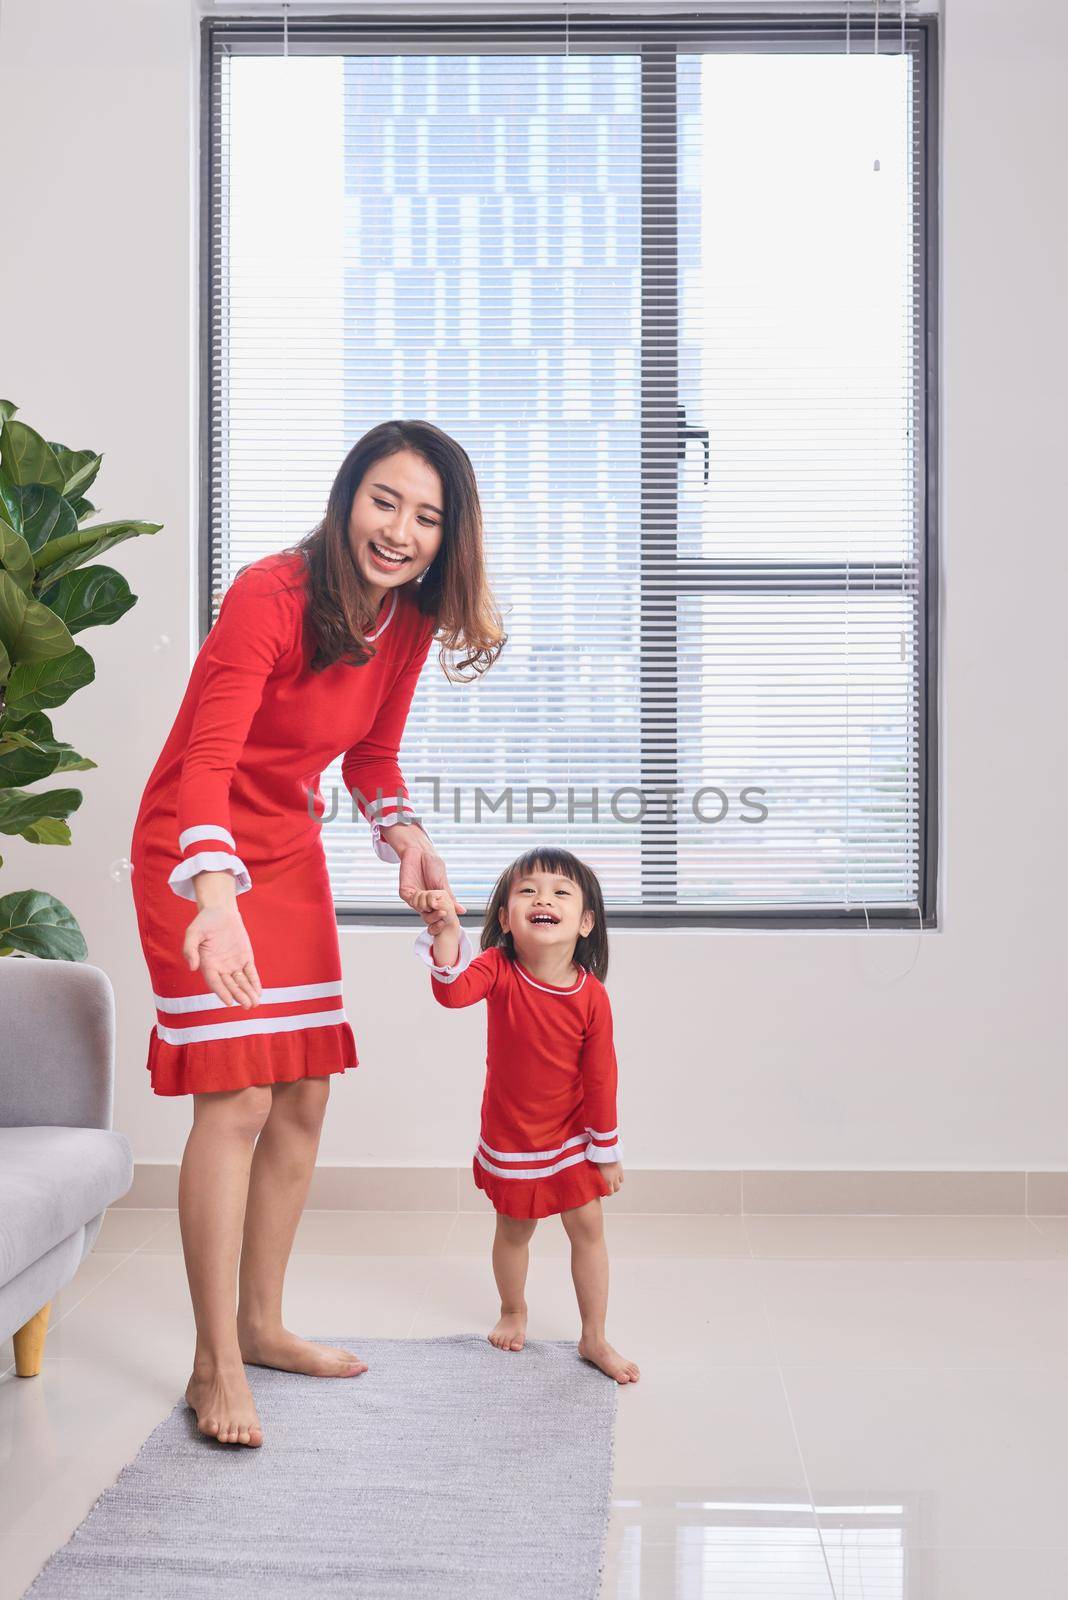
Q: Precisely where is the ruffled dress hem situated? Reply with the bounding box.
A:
[147,1020,359,1097]
[472,1153,611,1219]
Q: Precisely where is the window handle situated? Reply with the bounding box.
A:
[676,404,710,484]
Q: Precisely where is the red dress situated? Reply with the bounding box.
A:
[414,928,623,1219]
[131,550,434,1096]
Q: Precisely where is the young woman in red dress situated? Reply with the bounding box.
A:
[130,420,504,1447]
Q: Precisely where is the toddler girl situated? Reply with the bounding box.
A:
[410,846,639,1385]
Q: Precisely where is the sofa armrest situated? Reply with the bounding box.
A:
[0,958,116,1131]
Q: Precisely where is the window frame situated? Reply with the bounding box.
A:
[199,13,940,931]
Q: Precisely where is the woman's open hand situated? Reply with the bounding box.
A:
[182,903,263,1008]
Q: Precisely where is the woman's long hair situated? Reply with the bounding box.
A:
[284,419,506,679]
[479,846,610,982]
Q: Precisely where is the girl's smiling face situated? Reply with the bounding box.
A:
[347,448,445,603]
[498,868,595,963]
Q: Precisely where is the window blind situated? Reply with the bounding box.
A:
[203,9,936,927]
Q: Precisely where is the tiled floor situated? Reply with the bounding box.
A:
[3,1210,1067,1598]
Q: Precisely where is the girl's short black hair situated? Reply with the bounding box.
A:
[479,845,609,982]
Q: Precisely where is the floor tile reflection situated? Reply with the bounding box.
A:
[4,1210,1067,1599]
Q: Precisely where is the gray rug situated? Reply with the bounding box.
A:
[24,1336,618,1599]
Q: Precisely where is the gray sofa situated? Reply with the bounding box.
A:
[0,957,133,1376]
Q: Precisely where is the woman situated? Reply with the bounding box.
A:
[130,420,505,1447]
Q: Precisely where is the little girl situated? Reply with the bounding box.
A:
[410,846,640,1385]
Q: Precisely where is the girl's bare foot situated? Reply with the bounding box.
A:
[185,1363,264,1446]
[578,1334,640,1384]
[237,1323,368,1378]
[488,1307,528,1351]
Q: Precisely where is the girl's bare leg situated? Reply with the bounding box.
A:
[236,1076,367,1378]
[489,1213,537,1350]
[560,1198,640,1384]
[181,1085,273,1446]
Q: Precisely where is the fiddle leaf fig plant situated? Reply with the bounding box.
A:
[0,400,162,959]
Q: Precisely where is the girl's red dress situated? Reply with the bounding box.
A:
[414,928,623,1219]
[130,550,434,1096]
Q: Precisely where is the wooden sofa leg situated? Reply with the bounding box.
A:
[13,1302,52,1377]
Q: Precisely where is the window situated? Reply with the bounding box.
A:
[203,10,937,927]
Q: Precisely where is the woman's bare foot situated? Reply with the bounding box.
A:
[488,1307,528,1351]
[237,1323,368,1378]
[185,1363,264,1446]
[578,1334,640,1384]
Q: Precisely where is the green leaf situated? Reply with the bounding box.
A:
[33,518,162,585]
[0,514,35,593]
[19,816,73,845]
[0,635,9,683]
[0,475,22,535]
[52,746,96,773]
[4,646,94,714]
[0,570,76,664]
[0,401,17,423]
[0,706,95,770]
[45,445,102,501]
[37,564,136,634]
[0,419,66,491]
[0,785,82,836]
[14,484,79,554]
[68,496,97,522]
[0,889,87,960]
[0,733,61,786]
[1,709,54,741]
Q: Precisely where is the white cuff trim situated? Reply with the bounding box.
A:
[365,795,417,824]
[371,815,432,865]
[413,924,475,982]
[167,852,252,900]
[586,1139,623,1164]
[178,823,236,853]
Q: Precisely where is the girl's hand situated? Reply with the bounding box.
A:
[599,1162,624,1195]
[182,903,263,1008]
[409,887,461,938]
[388,825,468,916]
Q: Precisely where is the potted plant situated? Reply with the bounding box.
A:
[0,400,161,959]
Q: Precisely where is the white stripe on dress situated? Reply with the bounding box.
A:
[363,794,417,824]
[585,1126,619,1142]
[153,981,344,1014]
[155,1008,347,1046]
[179,823,237,852]
[475,1147,591,1181]
[478,1133,588,1163]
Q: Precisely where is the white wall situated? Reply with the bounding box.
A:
[1,0,1065,1171]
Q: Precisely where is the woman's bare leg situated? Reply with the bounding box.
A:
[560,1199,640,1384]
[489,1213,536,1350]
[181,1085,273,1446]
[236,1076,366,1377]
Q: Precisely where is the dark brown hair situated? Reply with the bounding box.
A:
[282,419,506,680]
[479,846,610,982]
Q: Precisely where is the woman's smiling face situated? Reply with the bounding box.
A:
[348,448,445,601]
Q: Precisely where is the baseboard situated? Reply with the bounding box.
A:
[114,1165,1068,1216]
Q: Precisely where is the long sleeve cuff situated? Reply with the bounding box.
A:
[585,1127,623,1163]
[413,924,476,982]
[168,852,252,900]
[370,803,430,865]
[168,824,252,900]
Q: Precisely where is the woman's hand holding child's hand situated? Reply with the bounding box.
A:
[410,887,463,967]
[600,1162,624,1195]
